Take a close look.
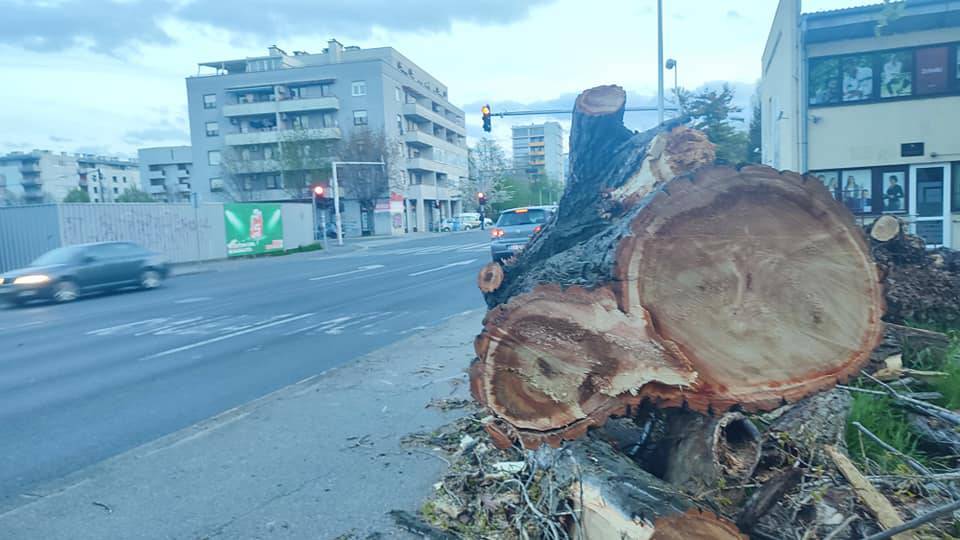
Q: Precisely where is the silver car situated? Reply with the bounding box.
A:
[490,206,556,262]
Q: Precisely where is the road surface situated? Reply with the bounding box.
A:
[0,231,491,511]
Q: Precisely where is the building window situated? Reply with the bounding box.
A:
[208,150,221,166]
[395,87,402,102]
[353,110,368,126]
[203,94,217,109]
[93,187,98,193]
[113,176,118,182]
[123,176,127,183]
[351,81,367,96]
[205,121,219,137]
[881,51,912,98]
[264,146,274,160]
[881,168,908,213]
[396,114,403,133]
[113,187,119,194]
[210,177,224,191]
[266,175,282,189]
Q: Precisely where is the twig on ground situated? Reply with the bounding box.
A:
[862,372,960,426]
[852,422,933,477]
[823,515,858,540]
[861,499,960,540]
[92,501,112,513]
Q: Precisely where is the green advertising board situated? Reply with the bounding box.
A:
[224,203,284,257]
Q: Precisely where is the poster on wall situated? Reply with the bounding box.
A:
[809,58,841,105]
[882,171,907,213]
[224,203,284,256]
[880,51,913,98]
[813,171,840,200]
[842,55,874,101]
[841,169,873,213]
[916,46,949,94]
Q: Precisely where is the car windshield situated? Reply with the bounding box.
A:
[497,209,548,227]
[30,246,81,266]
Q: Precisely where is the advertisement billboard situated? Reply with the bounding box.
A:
[224,203,284,256]
[916,46,949,95]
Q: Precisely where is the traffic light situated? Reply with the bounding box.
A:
[481,104,492,132]
[312,185,325,198]
[477,191,486,206]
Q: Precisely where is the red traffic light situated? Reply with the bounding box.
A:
[312,185,325,196]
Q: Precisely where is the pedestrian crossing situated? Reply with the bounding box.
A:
[377,241,490,256]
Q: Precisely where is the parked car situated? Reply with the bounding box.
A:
[489,206,557,262]
[458,213,483,230]
[439,217,462,232]
[0,242,169,306]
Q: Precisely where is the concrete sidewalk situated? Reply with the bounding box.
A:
[0,310,483,539]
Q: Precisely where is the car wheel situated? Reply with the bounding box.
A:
[52,280,78,303]
[140,269,163,290]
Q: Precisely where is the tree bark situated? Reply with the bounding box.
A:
[471,85,885,449]
[564,434,746,539]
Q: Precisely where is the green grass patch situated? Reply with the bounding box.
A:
[845,393,926,472]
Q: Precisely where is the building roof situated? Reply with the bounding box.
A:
[804,0,960,44]
[805,0,951,19]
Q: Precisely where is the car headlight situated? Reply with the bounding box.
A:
[0,277,4,285]
[13,274,51,285]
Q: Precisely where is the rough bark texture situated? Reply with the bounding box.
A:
[564,434,746,539]
[871,226,960,327]
[471,84,885,449]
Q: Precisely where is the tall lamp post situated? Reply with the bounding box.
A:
[665,58,678,108]
[656,0,665,125]
[330,160,386,246]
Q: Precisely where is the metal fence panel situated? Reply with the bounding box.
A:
[58,203,225,263]
[0,205,62,272]
[281,203,316,250]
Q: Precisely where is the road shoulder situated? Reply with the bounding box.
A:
[0,309,482,539]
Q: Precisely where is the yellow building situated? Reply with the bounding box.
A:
[761,0,960,247]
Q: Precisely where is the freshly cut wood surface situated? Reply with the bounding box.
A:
[870,215,901,242]
[826,445,915,540]
[476,262,504,293]
[471,84,884,448]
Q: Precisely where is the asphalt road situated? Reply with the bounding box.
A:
[0,230,491,510]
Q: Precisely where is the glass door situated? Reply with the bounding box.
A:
[909,163,951,247]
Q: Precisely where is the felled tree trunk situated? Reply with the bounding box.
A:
[471,84,885,449]
[563,434,746,539]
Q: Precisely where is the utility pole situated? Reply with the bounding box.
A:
[657,0,665,125]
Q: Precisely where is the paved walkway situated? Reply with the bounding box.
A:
[0,310,482,539]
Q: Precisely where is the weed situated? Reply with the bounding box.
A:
[845,394,926,473]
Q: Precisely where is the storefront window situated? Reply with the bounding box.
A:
[842,55,874,102]
[880,51,912,98]
[809,58,841,105]
[841,169,873,214]
[951,163,960,213]
[881,170,908,213]
[916,46,949,95]
[812,171,841,200]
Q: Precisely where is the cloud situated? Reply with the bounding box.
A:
[49,135,73,143]
[0,0,552,53]
[123,126,190,145]
[727,9,742,19]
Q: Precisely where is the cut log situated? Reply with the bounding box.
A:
[476,262,504,293]
[564,434,746,539]
[870,215,902,243]
[472,84,884,448]
[762,389,852,467]
[593,409,762,494]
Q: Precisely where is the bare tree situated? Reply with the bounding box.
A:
[463,138,513,211]
[336,128,402,220]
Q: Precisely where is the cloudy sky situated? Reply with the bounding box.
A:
[1,0,870,158]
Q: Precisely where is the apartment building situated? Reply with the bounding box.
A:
[186,40,468,235]
[138,146,193,203]
[0,151,138,204]
[76,156,140,203]
[511,122,565,183]
[761,0,960,247]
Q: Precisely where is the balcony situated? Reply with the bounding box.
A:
[148,184,167,194]
[404,183,458,201]
[19,163,41,174]
[401,103,465,136]
[148,170,165,181]
[406,157,465,177]
[223,96,339,117]
[177,168,190,178]
[177,183,191,193]
[20,176,42,186]
[403,130,467,153]
[228,159,281,174]
[224,127,341,146]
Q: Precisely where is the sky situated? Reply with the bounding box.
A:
[0,0,874,158]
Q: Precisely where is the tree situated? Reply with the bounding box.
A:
[465,138,513,212]
[116,187,155,202]
[63,188,91,203]
[676,84,749,164]
[336,128,401,215]
[0,188,22,206]
[746,98,762,164]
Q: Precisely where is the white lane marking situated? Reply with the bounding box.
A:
[174,297,211,304]
[282,316,353,336]
[87,318,168,336]
[143,313,315,359]
[0,320,44,333]
[408,259,477,277]
[309,264,384,281]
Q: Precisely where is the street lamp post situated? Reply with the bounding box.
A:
[330,160,386,246]
[666,58,678,107]
[657,0,665,125]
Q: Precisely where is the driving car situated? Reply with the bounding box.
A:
[0,242,169,306]
[489,206,557,262]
